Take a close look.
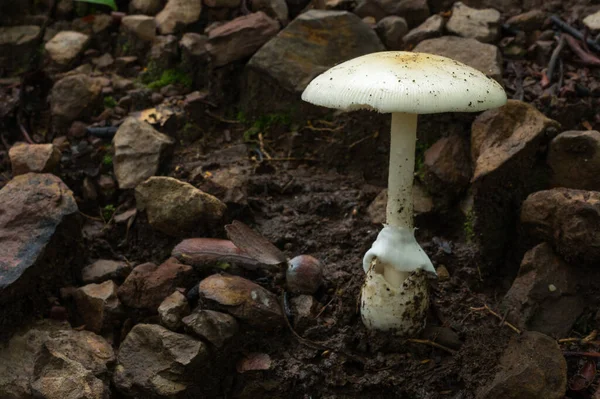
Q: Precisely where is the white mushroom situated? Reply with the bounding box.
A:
[301,51,506,335]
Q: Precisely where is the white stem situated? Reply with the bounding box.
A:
[383,266,409,287]
[386,112,418,229]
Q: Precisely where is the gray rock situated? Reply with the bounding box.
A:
[476,331,566,399]
[521,189,600,266]
[584,10,600,31]
[353,0,386,20]
[206,12,280,67]
[135,176,226,236]
[112,117,174,189]
[0,174,80,338]
[0,26,40,74]
[242,10,384,115]
[149,34,179,71]
[414,35,503,83]
[506,10,547,32]
[159,291,190,331]
[92,53,114,69]
[376,0,429,28]
[9,143,61,176]
[0,320,114,398]
[130,0,165,15]
[446,2,501,43]
[113,324,214,397]
[121,15,157,42]
[45,31,90,68]
[199,274,284,328]
[74,280,124,334]
[182,309,239,347]
[402,14,445,46]
[50,74,103,128]
[251,0,289,25]
[180,33,210,89]
[155,0,203,34]
[502,243,583,338]
[375,16,408,50]
[82,259,132,284]
[547,130,600,191]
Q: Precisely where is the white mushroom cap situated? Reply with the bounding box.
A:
[301,51,507,114]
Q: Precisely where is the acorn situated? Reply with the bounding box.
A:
[286,255,323,295]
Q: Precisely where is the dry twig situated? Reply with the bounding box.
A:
[469,304,521,334]
[406,338,457,355]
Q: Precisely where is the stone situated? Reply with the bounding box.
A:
[50,74,103,128]
[0,320,114,398]
[182,309,239,347]
[290,294,317,332]
[92,52,114,68]
[353,0,386,21]
[506,10,547,32]
[159,291,190,331]
[376,0,430,28]
[547,130,600,191]
[9,143,61,176]
[206,12,280,67]
[112,117,174,189]
[242,10,384,115]
[251,0,289,25]
[0,26,41,74]
[502,243,583,338]
[117,258,195,311]
[199,164,250,206]
[204,0,240,7]
[476,331,566,399]
[421,134,471,205]
[148,34,179,71]
[414,36,503,82]
[113,323,214,397]
[135,176,226,236]
[155,0,203,34]
[81,259,132,284]
[74,280,123,334]
[129,0,164,15]
[198,274,284,328]
[521,189,600,265]
[375,16,408,50]
[446,2,501,43]
[0,174,80,338]
[45,31,90,67]
[402,14,444,46]
[121,14,157,41]
[584,10,600,31]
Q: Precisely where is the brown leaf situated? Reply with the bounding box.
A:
[225,220,287,265]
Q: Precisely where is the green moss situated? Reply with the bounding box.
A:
[102,154,113,166]
[414,140,428,181]
[144,68,193,90]
[103,96,117,109]
[242,113,291,143]
[463,209,476,243]
[102,204,116,221]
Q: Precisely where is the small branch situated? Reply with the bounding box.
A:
[564,34,600,66]
[558,330,598,345]
[469,304,521,334]
[406,338,456,355]
[204,110,240,124]
[550,15,600,53]
[542,35,566,88]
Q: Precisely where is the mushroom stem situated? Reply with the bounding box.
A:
[387,112,418,229]
[383,265,410,287]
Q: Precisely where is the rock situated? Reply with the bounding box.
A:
[521,189,600,265]
[182,309,239,347]
[436,265,450,281]
[547,130,600,191]
[199,164,250,206]
[117,258,195,311]
[205,0,240,7]
[92,52,114,68]
[286,255,323,294]
[74,281,123,334]
[353,0,386,21]
[506,10,547,32]
[130,0,164,15]
[0,26,40,74]
[0,320,115,398]
[9,143,61,176]
[468,100,560,268]
[446,2,501,43]
[135,176,226,236]
[502,243,583,338]
[159,291,190,331]
[366,183,433,224]
[421,134,471,205]
[402,14,444,46]
[206,12,279,67]
[251,0,289,25]
[242,10,384,115]
[45,31,90,68]
[0,174,80,338]
[422,326,462,349]
[121,15,157,42]
[114,323,214,397]
[290,294,317,332]
[584,10,600,31]
[155,0,203,34]
[148,34,179,71]
[50,74,103,128]
[81,259,132,284]
[413,36,503,82]
[112,117,174,189]
[198,274,283,328]
[476,331,566,399]
[376,0,430,28]
[375,16,408,50]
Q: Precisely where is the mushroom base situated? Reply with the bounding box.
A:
[360,258,429,335]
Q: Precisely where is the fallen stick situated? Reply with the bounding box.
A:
[469,304,521,334]
[550,15,600,53]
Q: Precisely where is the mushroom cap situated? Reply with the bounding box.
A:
[301,51,507,114]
